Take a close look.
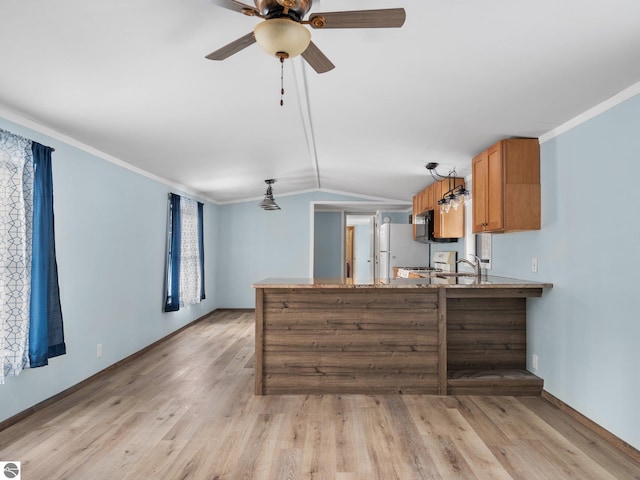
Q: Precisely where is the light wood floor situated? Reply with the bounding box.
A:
[1,310,639,480]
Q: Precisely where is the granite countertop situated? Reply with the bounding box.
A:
[252,276,553,289]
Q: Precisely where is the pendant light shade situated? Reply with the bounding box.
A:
[254,18,311,58]
[259,179,281,211]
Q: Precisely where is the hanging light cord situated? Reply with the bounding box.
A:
[280,56,285,106]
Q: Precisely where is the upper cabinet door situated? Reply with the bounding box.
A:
[472,151,489,233]
[412,194,419,240]
[472,138,540,234]
[485,142,504,231]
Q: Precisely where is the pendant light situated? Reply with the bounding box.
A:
[259,179,281,210]
[425,163,470,214]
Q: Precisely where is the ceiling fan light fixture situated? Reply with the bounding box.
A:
[253,18,311,58]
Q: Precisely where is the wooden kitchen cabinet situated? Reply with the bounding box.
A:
[424,183,434,211]
[412,188,429,240]
[434,177,465,239]
[472,138,540,233]
[412,194,419,239]
[419,188,428,213]
[413,178,466,240]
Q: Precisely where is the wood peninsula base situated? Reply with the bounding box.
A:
[253,278,551,396]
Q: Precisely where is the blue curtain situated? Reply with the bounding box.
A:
[197,201,205,300]
[164,193,181,312]
[164,194,206,311]
[29,142,66,367]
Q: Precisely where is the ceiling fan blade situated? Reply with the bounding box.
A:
[211,0,260,16]
[309,8,406,29]
[205,32,256,60]
[301,41,335,73]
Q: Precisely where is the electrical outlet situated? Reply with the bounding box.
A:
[531,257,538,273]
[96,343,103,358]
[532,354,539,370]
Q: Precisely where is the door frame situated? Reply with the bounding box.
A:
[345,212,377,284]
[309,201,412,278]
[345,226,355,279]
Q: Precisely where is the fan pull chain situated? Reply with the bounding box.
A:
[280,56,285,106]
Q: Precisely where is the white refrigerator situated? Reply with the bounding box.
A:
[378,223,430,283]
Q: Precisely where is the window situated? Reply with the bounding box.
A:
[164,193,205,312]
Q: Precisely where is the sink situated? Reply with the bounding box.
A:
[434,272,479,278]
[409,271,479,279]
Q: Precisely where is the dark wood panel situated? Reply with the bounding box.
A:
[446,311,526,329]
[264,351,438,374]
[437,288,447,395]
[448,384,542,396]
[447,351,526,371]
[264,290,437,309]
[447,330,526,346]
[447,296,528,372]
[446,287,543,298]
[260,288,441,394]
[263,299,437,310]
[264,308,437,330]
[258,286,543,396]
[447,369,543,396]
[255,288,264,395]
[263,372,440,395]
[447,297,526,311]
[264,329,438,352]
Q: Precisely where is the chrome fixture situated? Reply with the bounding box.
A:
[457,254,482,278]
[259,179,281,210]
[426,162,471,213]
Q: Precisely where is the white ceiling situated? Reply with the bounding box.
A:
[1,0,640,204]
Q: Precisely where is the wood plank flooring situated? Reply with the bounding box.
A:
[0,310,638,479]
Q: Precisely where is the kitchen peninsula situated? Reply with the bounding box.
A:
[253,276,552,396]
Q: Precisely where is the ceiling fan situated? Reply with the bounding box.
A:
[206,0,406,73]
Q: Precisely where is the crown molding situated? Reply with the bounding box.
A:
[540,81,640,144]
[0,105,216,204]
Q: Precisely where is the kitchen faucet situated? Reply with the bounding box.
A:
[457,254,482,278]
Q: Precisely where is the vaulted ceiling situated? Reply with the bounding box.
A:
[1,0,640,204]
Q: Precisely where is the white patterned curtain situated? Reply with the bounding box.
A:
[0,131,34,384]
[179,197,201,306]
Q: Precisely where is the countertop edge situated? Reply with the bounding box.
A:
[252,276,553,289]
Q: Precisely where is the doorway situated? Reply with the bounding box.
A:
[345,226,354,280]
[345,214,376,284]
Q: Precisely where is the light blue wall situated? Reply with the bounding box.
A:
[314,212,342,278]
[0,117,219,423]
[382,211,411,224]
[216,191,368,308]
[490,93,640,449]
